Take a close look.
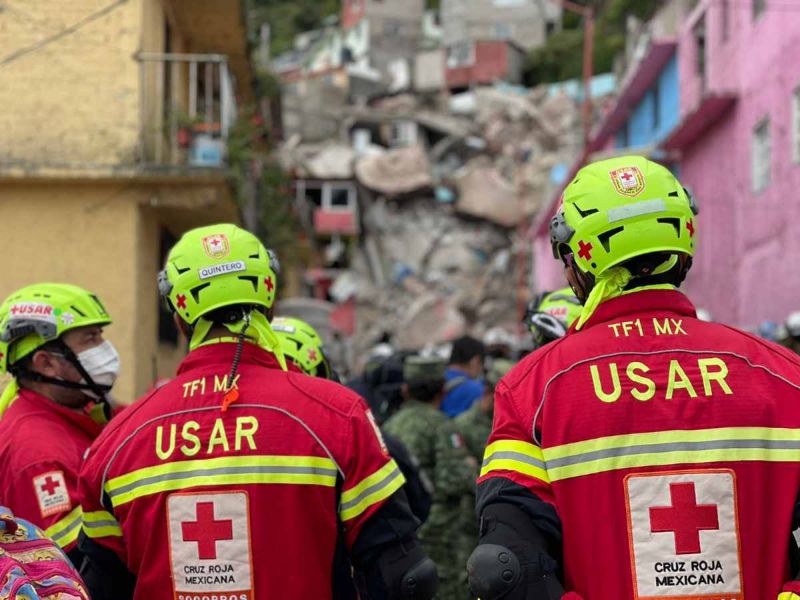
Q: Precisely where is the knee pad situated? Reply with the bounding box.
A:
[467,544,521,600]
[358,540,438,600]
[399,556,438,599]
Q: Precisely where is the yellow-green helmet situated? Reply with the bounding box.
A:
[523,288,581,347]
[271,317,331,379]
[159,224,278,324]
[0,283,111,373]
[550,156,698,277]
[537,288,582,327]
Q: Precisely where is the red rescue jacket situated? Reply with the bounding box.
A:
[478,289,800,600]
[0,388,102,552]
[78,342,405,600]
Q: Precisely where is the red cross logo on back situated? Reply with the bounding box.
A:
[620,171,634,181]
[182,502,233,560]
[40,475,61,496]
[649,482,719,554]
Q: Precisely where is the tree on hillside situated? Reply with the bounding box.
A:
[252,0,340,56]
[524,0,660,86]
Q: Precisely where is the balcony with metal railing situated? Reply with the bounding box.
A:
[137,52,238,169]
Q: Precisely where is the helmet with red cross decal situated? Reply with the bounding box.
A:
[550,156,698,279]
[272,316,332,379]
[158,224,278,325]
[0,283,111,373]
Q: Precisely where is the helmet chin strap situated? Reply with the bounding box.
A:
[13,340,112,413]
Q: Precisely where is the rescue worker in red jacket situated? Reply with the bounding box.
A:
[467,156,800,600]
[76,224,437,600]
[0,283,119,565]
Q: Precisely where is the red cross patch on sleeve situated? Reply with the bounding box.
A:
[33,470,71,518]
[366,409,389,456]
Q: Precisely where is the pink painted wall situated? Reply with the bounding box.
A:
[678,0,800,328]
[533,234,569,294]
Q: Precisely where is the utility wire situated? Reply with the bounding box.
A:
[712,0,800,9]
[0,0,127,69]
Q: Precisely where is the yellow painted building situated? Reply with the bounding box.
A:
[0,0,253,403]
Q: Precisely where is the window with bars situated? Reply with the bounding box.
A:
[447,42,475,68]
[721,0,730,42]
[792,86,800,163]
[752,117,771,193]
[651,80,661,132]
[694,19,706,84]
[495,22,512,40]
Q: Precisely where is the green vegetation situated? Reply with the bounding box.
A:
[251,0,340,57]
[524,0,660,86]
[227,101,300,283]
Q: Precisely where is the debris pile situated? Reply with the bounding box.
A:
[278,82,610,369]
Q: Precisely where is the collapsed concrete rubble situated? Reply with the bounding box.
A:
[349,197,518,355]
[278,82,605,370]
[355,145,433,195]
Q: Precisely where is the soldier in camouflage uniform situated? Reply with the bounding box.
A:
[384,356,478,600]
[455,358,515,464]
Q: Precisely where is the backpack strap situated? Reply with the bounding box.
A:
[444,376,468,393]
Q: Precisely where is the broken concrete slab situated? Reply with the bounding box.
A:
[454,158,520,228]
[303,144,356,179]
[394,294,466,349]
[355,145,433,195]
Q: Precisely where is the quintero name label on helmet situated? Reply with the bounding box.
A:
[198,261,247,281]
[9,302,56,323]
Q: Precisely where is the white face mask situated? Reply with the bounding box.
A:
[76,341,121,397]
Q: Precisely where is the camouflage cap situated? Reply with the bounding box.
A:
[486,358,515,389]
[403,355,446,386]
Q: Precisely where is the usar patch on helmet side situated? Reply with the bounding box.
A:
[9,303,56,324]
[609,166,645,197]
[198,261,246,280]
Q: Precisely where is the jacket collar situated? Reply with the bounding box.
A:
[177,341,296,376]
[14,388,104,438]
[576,289,697,332]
